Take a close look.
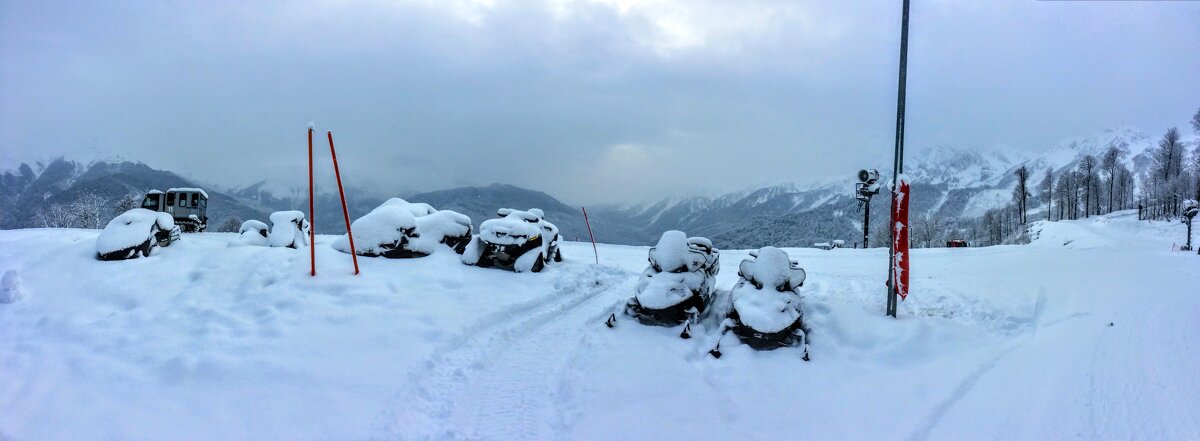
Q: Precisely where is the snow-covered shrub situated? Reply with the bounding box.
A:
[268,211,309,248]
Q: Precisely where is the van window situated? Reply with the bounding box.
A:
[166,193,176,206]
[177,194,186,207]
[190,193,198,207]
[141,194,159,209]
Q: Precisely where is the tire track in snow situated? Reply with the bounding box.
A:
[374,264,628,441]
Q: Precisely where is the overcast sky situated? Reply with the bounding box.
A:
[2,0,1198,204]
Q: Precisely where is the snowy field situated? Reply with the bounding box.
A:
[1,210,1197,440]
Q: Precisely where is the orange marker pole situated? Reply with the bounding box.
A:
[327,131,360,275]
[582,206,598,265]
[308,128,316,276]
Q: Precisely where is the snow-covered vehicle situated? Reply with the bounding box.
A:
[268,211,310,248]
[96,208,181,261]
[710,246,809,359]
[231,219,270,247]
[139,188,209,232]
[332,198,473,258]
[462,208,562,272]
[607,231,718,337]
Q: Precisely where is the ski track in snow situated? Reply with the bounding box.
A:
[375,264,629,441]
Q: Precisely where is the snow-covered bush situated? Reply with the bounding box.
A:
[268,211,310,248]
[95,209,180,260]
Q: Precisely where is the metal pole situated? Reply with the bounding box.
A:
[308,128,316,277]
[328,131,360,275]
[863,200,871,249]
[886,0,910,318]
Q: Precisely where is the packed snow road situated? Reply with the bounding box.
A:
[0,210,1196,440]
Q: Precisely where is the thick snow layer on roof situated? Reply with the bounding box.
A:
[147,189,163,195]
[268,211,308,248]
[166,187,209,199]
[96,209,174,254]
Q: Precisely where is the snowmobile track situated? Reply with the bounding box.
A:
[374,265,628,441]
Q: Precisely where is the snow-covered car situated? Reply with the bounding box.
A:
[231,219,269,247]
[462,208,561,272]
[96,208,181,261]
[268,211,310,248]
[711,246,808,358]
[614,231,719,333]
[332,199,473,258]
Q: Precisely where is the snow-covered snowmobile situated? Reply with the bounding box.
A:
[709,246,809,359]
[462,208,560,272]
[96,209,181,261]
[606,231,718,338]
[332,199,473,257]
[231,219,270,247]
[268,211,310,249]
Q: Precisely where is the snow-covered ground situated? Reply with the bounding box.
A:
[1,210,1197,440]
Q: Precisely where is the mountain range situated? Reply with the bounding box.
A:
[2,127,1191,249]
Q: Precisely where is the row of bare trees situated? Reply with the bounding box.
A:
[1139,125,1200,220]
[33,191,143,229]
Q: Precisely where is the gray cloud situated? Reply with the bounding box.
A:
[3,0,1198,204]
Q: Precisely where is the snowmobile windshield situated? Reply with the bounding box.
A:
[739,247,806,291]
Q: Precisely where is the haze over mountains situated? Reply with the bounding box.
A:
[2,127,1192,249]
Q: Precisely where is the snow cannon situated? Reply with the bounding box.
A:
[1182,200,1198,252]
[461,208,561,272]
[268,211,310,249]
[608,231,719,338]
[332,199,473,258]
[709,246,809,359]
[96,209,181,261]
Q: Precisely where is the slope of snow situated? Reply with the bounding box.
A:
[0,210,1197,440]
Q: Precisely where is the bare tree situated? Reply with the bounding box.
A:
[1038,169,1053,221]
[1192,107,1200,134]
[1078,155,1097,218]
[70,191,108,229]
[1101,143,1126,214]
[217,216,244,233]
[1013,165,1031,224]
[913,213,944,248]
[34,204,75,228]
[112,191,144,217]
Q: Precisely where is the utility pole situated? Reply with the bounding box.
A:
[886,0,911,318]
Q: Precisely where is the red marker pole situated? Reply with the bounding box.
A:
[308,128,316,276]
[582,206,598,265]
[327,131,360,275]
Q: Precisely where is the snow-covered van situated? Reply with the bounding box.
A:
[140,188,209,232]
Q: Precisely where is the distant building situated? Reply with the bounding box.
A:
[946,239,969,248]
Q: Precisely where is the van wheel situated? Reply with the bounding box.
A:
[530,254,545,273]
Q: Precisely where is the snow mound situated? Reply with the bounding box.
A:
[411,210,471,253]
[378,198,436,217]
[231,220,269,247]
[1,270,24,304]
[96,209,175,254]
[268,211,309,248]
[332,206,417,255]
